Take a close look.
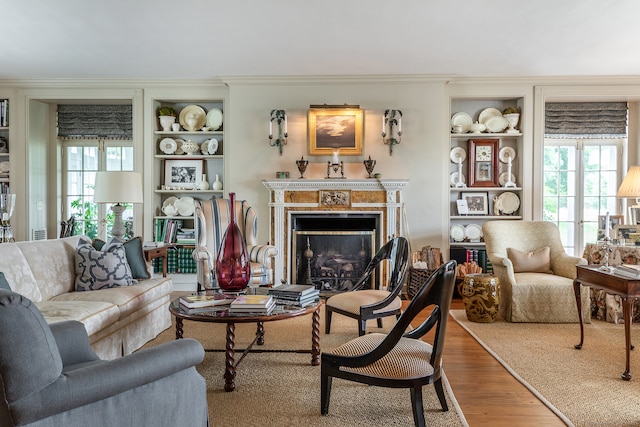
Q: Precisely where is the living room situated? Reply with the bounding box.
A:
[3,2,640,426]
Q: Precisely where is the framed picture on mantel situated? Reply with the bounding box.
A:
[468,139,500,187]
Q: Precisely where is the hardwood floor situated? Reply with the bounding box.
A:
[421,298,566,426]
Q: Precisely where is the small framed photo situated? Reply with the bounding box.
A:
[456,199,469,215]
[461,192,488,215]
[468,139,500,187]
[597,214,624,240]
[164,159,203,189]
[614,224,639,242]
[276,171,290,179]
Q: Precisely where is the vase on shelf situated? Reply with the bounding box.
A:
[215,192,251,292]
[197,174,210,191]
[158,116,175,132]
[212,174,223,190]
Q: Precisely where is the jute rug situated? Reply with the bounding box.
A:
[451,309,640,427]
[143,309,468,426]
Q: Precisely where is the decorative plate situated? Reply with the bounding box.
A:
[159,138,177,155]
[499,172,517,186]
[450,112,473,133]
[465,224,483,241]
[206,108,223,130]
[496,192,520,214]
[0,161,9,173]
[499,146,517,163]
[450,224,466,242]
[478,107,502,124]
[207,138,219,154]
[450,171,466,187]
[200,141,210,155]
[162,196,178,216]
[179,105,206,131]
[449,147,467,164]
[175,196,195,216]
[174,139,186,155]
[485,115,509,133]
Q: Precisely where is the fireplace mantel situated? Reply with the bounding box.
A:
[262,178,409,285]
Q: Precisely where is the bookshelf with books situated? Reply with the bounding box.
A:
[0,99,10,196]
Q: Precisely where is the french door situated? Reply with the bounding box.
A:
[543,138,624,255]
[62,139,133,240]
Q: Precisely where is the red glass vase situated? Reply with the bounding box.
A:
[215,192,251,291]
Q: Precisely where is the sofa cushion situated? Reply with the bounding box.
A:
[94,236,151,280]
[0,243,42,302]
[75,240,134,291]
[507,246,552,273]
[36,300,120,337]
[0,272,10,290]
[0,290,63,403]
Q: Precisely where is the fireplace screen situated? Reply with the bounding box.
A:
[292,230,375,293]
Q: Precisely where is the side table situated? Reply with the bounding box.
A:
[143,245,174,278]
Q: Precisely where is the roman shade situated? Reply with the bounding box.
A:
[544,102,628,138]
[57,104,132,139]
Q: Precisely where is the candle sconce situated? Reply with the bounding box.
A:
[382,109,402,155]
[268,109,287,155]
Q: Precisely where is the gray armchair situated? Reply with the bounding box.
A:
[0,289,209,427]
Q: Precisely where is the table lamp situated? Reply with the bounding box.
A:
[94,171,143,240]
[617,165,640,225]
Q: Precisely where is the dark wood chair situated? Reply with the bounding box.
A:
[320,260,457,427]
[324,236,409,336]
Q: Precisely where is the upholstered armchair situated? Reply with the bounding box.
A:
[482,220,590,323]
[0,289,208,427]
[193,197,277,290]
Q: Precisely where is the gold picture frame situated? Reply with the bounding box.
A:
[308,107,363,156]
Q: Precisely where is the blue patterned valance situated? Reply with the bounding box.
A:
[545,102,628,138]
[57,104,132,139]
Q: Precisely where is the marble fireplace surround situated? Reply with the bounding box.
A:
[262,179,409,285]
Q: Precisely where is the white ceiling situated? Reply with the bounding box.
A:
[3,0,640,80]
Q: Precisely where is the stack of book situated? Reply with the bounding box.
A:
[614,264,640,279]
[268,284,320,307]
[179,293,235,313]
[229,294,276,315]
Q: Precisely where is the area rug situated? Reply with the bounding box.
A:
[143,311,468,426]
[451,310,640,427]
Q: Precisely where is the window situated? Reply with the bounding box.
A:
[63,139,133,240]
[543,138,623,255]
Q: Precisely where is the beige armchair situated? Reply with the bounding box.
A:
[482,220,590,323]
[192,197,277,291]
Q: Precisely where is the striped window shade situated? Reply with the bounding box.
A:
[545,102,628,138]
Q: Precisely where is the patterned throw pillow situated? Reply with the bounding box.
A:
[75,239,134,291]
[93,236,151,280]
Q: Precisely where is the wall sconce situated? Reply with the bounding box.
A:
[382,109,402,155]
[269,109,287,155]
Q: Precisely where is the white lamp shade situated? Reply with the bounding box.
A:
[94,171,143,204]
[617,166,640,198]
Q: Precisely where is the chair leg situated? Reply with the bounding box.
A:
[410,386,426,427]
[376,318,383,328]
[325,308,332,334]
[320,370,333,415]
[433,377,449,411]
[359,319,367,336]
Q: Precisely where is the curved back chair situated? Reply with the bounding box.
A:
[320,260,457,427]
[482,220,590,323]
[193,197,277,291]
[325,236,410,336]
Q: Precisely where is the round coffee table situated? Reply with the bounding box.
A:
[169,298,321,392]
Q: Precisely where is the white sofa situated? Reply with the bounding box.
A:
[0,236,172,359]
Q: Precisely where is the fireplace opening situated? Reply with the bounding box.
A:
[290,213,380,295]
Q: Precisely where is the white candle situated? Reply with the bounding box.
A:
[269,120,273,138]
[605,211,610,239]
[382,113,386,134]
[398,117,402,133]
[284,114,288,134]
[332,150,339,164]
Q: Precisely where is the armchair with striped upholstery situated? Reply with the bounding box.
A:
[192,197,277,291]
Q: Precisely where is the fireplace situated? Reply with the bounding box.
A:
[291,213,378,293]
[263,178,409,287]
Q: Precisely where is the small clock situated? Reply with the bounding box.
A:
[476,145,492,161]
[468,139,500,187]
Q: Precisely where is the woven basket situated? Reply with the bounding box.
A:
[407,267,435,299]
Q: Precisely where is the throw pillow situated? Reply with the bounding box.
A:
[93,236,151,280]
[0,272,10,290]
[75,240,134,291]
[507,246,553,273]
